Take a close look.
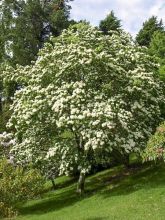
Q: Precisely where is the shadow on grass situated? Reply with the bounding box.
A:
[101,162,165,198]
[85,217,109,220]
[43,177,77,193]
[19,187,80,215]
[18,162,165,216]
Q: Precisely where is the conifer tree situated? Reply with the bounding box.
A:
[99,11,121,35]
[149,31,165,82]
[136,16,164,47]
[0,0,73,66]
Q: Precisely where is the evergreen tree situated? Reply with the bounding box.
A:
[99,11,121,35]
[149,31,165,82]
[0,0,73,66]
[0,0,15,64]
[136,16,164,47]
[44,0,73,37]
[149,31,165,62]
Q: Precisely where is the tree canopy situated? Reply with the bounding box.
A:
[136,16,164,47]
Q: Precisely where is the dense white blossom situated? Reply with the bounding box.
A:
[3,23,164,176]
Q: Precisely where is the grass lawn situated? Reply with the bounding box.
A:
[14,163,165,220]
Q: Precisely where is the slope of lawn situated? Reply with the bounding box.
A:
[15,163,165,220]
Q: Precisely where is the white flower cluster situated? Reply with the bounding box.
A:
[0,132,15,148]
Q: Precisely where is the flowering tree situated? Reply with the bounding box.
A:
[3,23,164,194]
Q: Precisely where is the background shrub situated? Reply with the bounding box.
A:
[0,159,45,218]
[143,122,165,162]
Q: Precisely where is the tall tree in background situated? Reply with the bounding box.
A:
[0,0,15,64]
[99,11,121,35]
[149,31,165,62]
[136,16,164,47]
[149,31,165,82]
[0,0,73,66]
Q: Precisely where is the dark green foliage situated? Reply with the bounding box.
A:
[46,0,73,37]
[0,80,3,113]
[149,31,165,61]
[11,0,44,66]
[99,11,121,35]
[0,104,11,133]
[149,31,165,82]
[0,0,73,66]
[136,16,164,47]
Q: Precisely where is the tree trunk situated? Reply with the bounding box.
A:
[0,97,2,112]
[123,154,130,168]
[51,179,56,190]
[77,171,85,195]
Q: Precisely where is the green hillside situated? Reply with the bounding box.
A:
[15,163,165,220]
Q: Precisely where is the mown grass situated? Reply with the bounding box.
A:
[14,162,165,220]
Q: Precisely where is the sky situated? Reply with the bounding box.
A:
[70,0,165,37]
